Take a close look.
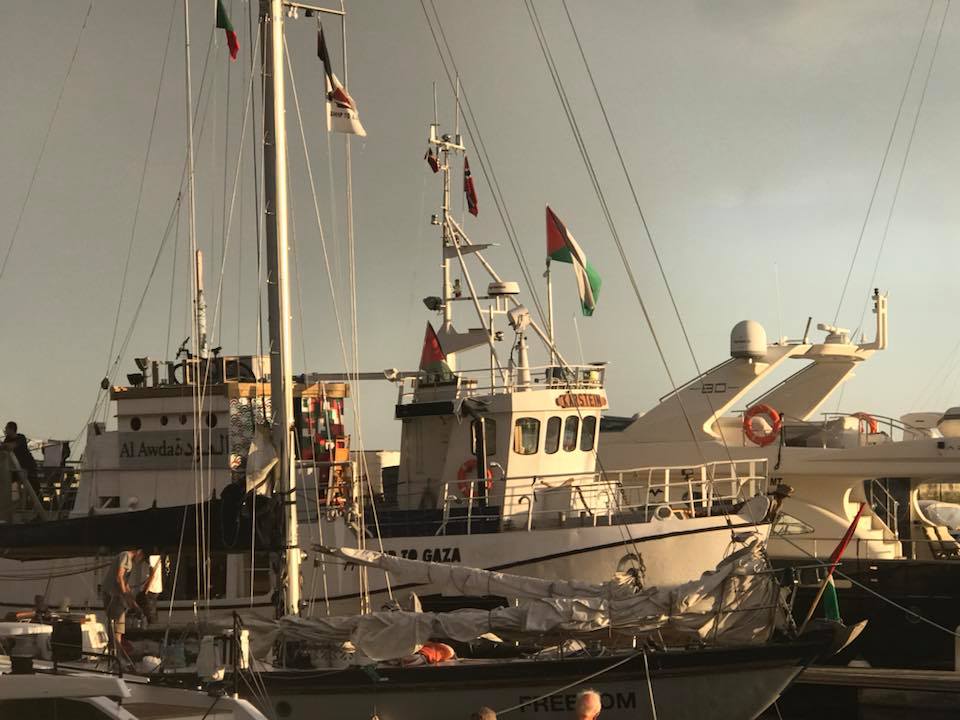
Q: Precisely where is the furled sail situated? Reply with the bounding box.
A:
[283,540,781,660]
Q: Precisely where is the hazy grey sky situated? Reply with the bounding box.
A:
[2,0,959,449]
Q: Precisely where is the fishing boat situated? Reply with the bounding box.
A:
[0,0,777,627]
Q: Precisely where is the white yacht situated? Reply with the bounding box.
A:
[599,291,960,667]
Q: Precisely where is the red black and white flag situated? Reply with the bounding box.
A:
[425,147,440,173]
[317,28,366,137]
[464,156,478,216]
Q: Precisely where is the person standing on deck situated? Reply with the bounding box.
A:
[101,548,149,656]
[3,422,37,475]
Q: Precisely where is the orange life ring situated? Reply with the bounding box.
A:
[457,458,493,496]
[851,412,879,434]
[743,404,782,447]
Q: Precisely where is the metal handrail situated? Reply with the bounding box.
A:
[865,478,900,539]
[396,363,607,403]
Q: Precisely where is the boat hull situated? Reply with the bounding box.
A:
[0,516,769,624]
[247,638,825,720]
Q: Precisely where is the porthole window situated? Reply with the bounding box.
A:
[580,416,597,452]
[512,417,540,455]
[160,415,169,426]
[544,417,561,454]
[205,414,218,428]
[562,416,579,451]
[129,417,141,431]
[179,414,188,425]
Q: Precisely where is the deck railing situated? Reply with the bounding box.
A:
[396,364,606,404]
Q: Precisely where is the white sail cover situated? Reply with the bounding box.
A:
[280,541,780,661]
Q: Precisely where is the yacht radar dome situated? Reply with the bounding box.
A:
[730,320,767,360]
[937,407,960,438]
[488,281,520,296]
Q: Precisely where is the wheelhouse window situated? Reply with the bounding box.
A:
[471,418,497,456]
[580,415,597,451]
[544,416,561,454]
[513,417,540,455]
[563,416,579,451]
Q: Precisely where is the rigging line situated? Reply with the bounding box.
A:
[81,194,183,436]
[832,0,937,325]
[419,0,548,327]
[536,1,757,539]
[854,0,950,337]
[103,0,178,375]
[556,4,747,479]
[247,0,266,374]
[337,13,390,602]
[778,534,960,639]
[525,1,706,464]
[0,0,93,285]
[220,0,234,349]
[102,23,218,388]
[207,28,262,349]
[284,36,393,602]
[523,1,688,556]
[166,197,183,359]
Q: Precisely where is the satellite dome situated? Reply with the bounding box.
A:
[730,320,767,360]
[938,407,960,438]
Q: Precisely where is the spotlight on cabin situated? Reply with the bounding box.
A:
[126,373,145,387]
[422,296,443,312]
[134,357,149,372]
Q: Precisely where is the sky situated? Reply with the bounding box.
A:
[2,0,960,450]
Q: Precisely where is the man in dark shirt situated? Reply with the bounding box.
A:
[3,422,37,477]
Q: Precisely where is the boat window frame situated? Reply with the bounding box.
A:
[513,417,541,456]
[562,415,579,452]
[580,415,597,451]
[544,416,561,454]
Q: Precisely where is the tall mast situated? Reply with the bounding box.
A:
[183,0,205,359]
[262,0,299,617]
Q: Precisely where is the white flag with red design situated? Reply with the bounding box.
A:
[318,29,366,137]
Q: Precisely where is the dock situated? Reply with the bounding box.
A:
[798,665,960,693]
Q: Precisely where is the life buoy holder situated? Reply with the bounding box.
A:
[851,412,879,434]
[743,404,782,447]
[457,458,494,496]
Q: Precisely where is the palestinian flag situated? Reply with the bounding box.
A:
[216,0,239,61]
[317,28,367,137]
[546,206,601,316]
[464,156,478,216]
[419,322,453,381]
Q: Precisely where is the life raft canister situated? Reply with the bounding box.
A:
[743,404,782,447]
[850,411,879,434]
[457,458,494,496]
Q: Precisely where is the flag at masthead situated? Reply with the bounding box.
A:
[317,28,367,137]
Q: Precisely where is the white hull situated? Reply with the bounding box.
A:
[0,514,768,625]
